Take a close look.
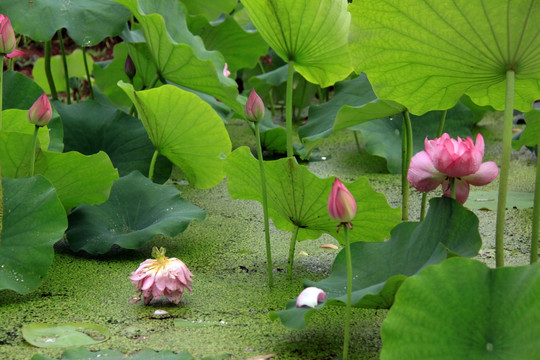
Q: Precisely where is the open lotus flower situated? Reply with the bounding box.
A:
[407,133,499,204]
[296,287,326,308]
[130,247,193,305]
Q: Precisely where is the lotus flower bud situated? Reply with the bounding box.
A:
[130,247,193,305]
[27,94,52,127]
[245,89,265,123]
[124,55,136,79]
[296,287,326,308]
[223,62,231,77]
[328,178,357,223]
[0,15,15,55]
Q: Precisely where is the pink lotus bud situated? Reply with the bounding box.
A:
[245,89,265,123]
[328,178,357,223]
[130,247,193,305]
[27,94,52,127]
[4,48,23,59]
[124,55,136,79]
[296,287,326,308]
[223,63,231,77]
[0,15,16,55]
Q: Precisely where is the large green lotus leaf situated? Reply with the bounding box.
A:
[225,146,400,245]
[248,64,289,101]
[356,102,476,174]
[32,49,94,94]
[113,0,243,115]
[298,74,405,155]
[22,323,109,348]
[270,197,481,329]
[66,171,206,254]
[119,82,231,189]
[2,109,50,150]
[241,0,353,87]
[53,100,172,183]
[189,15,268,72]
[0,176,67,294]
[181,0,237,21]
[380,258,540,359]
[513,109,540,150]
[0,0,130,45]
[349,0,540,114]
[465,191,534,211]
[31,346,193,360]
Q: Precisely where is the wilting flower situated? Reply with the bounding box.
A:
[296,287,326,308]
[27,94,52,127]
[328,178,357,230]
[223,63,231,77]
[5,48,23,59]
[245,89,265,123]
[130,247,193,305]
[407,133,499,204]
[0,14,15,55]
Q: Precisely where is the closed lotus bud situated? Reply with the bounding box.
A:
[328,178,357,223]
[245,89,265,123]
[28,94,52,127]
[0,15,15,55]
[223,62,231,77]
[124,55,136,79]
[296,287,326,308]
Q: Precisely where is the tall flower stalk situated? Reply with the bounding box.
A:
[27,94,53,176]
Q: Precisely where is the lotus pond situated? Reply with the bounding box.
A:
[1,1,540,359]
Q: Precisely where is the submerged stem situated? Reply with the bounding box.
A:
[342,226,353,360]
[148,149,159,182]
[287,225,300,279]
[30,126,40,176]
[495,70,515,267]
[255,122,274,287]
[44,41,58,100]
[285,61,295,158]
[57,30,71,104]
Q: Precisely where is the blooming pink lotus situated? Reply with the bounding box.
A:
[130,247,193,305]
[407,133,499,204]
[328,178,357,230]
[296,287,326,308]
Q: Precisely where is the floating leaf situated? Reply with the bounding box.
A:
[0,176,67,294]
[465,191,533,210]
[31,347,193,360]
[225,146,400,245]
[54,100,172,183]
[271,197,481,329]
[66,172,206,254]
[0,0,130,45]
[119,82,232,189]
[380,258,540,359]
[23,323,109,349]
[114,0,243,114]
[241,0,352,87]
[349,0,540,114]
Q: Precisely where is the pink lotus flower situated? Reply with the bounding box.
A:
[296,287,326,308]
[245,89,265,123]
[28,94,52,127]
[0,14,15,55]
[407,133,499,204]
[328,178,357,227]
[130,247,193,305]
[223,63,231,77]
[5,48,23,59]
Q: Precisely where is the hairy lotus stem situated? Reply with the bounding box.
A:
[287,225,300,280]
[342,225,353,360]
[44,41,58,100]
[254,121,274,287]
[495,70,515,267]
[401,111,413,221]
[57,30,71,104]
[286,61,295,158]
[82,46,94,99]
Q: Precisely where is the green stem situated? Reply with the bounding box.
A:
[255,122,274,287]
[148,149,159,181]
[29,126,39,176]
[450,177,456,200]
[0,56,4,240]
[495,70,515,268]
[342,226,353,360]
[82,47,94,99]
[401,111,413,221]
[57,30,71,104]
[44,41,58,100]
[285,61,295,158]
[531,137,540,263]
[353,131,362,153]
[420,110,446,221]
[286,225,300,279]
